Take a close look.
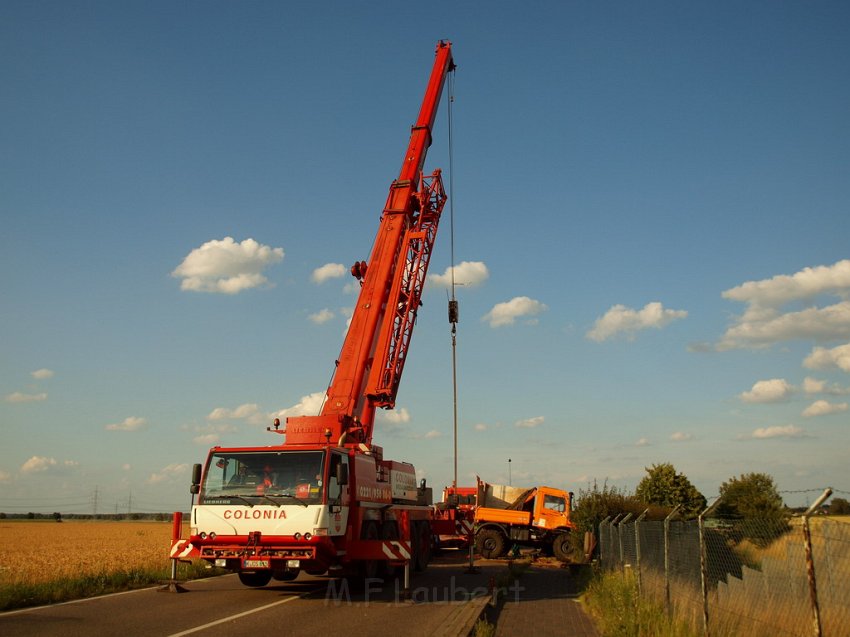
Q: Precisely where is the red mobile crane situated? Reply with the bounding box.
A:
[173,41,455,587]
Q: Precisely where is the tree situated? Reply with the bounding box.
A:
[635,463,707,517]
[571,479,645,534]
[717,472,788,546]
[829,497,850,515]
[718,473,784,518]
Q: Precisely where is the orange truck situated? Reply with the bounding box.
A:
[473,481,581,562]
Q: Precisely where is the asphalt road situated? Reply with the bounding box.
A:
[0,555,501,637]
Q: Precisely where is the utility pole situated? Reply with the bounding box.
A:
[508,458,512,486]
[92,486,99,516]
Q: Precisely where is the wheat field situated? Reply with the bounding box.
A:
[0,520,186,585]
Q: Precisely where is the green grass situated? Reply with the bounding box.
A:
[473,617,496,637]
[0,562,223,612]
[583,569,699,637]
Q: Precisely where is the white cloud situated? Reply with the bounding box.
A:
[739,379,794,404]
[802,400,848,418]
[0,470,12,483]
[635,437,650,447]
[719,260,850,350]
[474,423,488,432]
[207,403,266,426]
[483,296,547,328]
[424,430,442,439]
[5,391,47,403]
[803,343,850,373]
[148,463,189,485]
[515,416,544,429]
[31,368,54,379]
[309,308,335,324]
[172,237,284,294]
[586,302,687,342]
[21,456,56,473]
[720,303,850,350]
[193,433,221,446]
[311,263,346,284]
[272,392,326,419]
[377,407,411,425]
[746,425,806,439]
[105,416,147,431]
[192,420,238,445]
[803,377,826,394]
[20,456,78,474]
[803,376,850,396]
[429,261,490,288]
[670,431,693,442]
[723,259,850,307]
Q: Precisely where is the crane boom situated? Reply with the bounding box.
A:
[285,41,454,448]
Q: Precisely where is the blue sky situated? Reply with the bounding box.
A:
[2,1,849,514]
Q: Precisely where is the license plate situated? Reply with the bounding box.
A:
[242,558,270,569]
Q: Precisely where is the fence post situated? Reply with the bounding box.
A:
[664,505,681,617]
[699,498,721,637]
[635,508,649,597]
[618,513,633,572]
[599,515,612,570]
[610,513,624,570]
[802,488,832,637]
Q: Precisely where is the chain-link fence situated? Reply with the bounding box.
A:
[598,510,850,636]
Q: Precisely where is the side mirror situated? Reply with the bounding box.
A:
[190,484,200,495]
[191,463,202,489]
[336,463,349,486]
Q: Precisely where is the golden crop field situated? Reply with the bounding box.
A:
[0,520,188,586]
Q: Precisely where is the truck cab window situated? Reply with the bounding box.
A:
[544,494,566,513]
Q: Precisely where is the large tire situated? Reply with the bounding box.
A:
[238,570,272,587]
[359,521,380,580]
[552,532,579,563]
[412,521,431,571]
[476,528,506,559]
[382,521,399,540]
[272,569,300,582]
[382,521,401,579]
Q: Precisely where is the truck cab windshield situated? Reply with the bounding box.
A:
[201,451,325,505]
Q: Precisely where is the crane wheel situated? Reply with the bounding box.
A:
[412,521,431,571]
[358,521,380,579]
[238,571,273,587]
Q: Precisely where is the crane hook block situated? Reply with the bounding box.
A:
[448,299,459,324]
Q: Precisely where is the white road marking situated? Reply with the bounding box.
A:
[167,595,301,636]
